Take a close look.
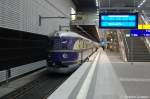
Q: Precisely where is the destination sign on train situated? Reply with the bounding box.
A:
[131,29,150,37]
[99,13,138,29]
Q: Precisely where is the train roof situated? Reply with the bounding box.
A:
[53,31,92,41]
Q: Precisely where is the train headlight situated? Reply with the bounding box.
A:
[62,53,68,58]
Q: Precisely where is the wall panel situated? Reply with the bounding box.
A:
[0,0,75,83]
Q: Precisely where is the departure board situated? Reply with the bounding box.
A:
[131,29,150,37]
[99,13,138,29]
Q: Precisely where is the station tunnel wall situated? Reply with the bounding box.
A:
[0,0,75,83]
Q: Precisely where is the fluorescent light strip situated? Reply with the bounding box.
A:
[138,0,146,8]
[96,0,99,7]
[108,15,129,17]
[141,15,148,24]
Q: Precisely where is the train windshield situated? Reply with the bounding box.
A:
[49,37,70,50]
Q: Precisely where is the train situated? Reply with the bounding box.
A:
[47,31,99,73]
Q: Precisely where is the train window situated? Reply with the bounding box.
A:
[50,37,61,50]
[50,37,84,50]
[81,41,83,49]
[80,40,82,49]
[80,39,84,49]
[82,41,84,49]
[61,38,68,50]
[78,40,81,49]
[50,37,76,50]
[85,41,87,49]
[83,41,85,49]
[73,40,80,50]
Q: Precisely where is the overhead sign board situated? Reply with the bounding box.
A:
[138,24,150,29]
[99,13,138,29]
[131,29,150,37]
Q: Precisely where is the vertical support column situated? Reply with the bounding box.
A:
[131,38,134,65]
[6,69,11,83]
[134,0,136,7]
[109,0,111,8]
[81,50,83,64]
[59,25,62,31]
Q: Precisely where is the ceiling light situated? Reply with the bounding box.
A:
[96,0,99,7]
[138,0,146,8]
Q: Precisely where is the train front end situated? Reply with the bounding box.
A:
[47,35,80,73]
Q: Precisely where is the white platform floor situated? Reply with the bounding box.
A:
[48,49,150,99]
[90,50,127,99]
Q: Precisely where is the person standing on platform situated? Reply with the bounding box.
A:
[100,38,106,50]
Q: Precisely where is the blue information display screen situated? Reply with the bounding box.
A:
[99,13,138,29]
[131,30,150,37]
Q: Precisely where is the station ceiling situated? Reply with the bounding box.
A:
[72,0,97,12]
[72,0,150,42]
[100,0,140,7]
[99,0,150,23]
[71,25,99,42]
[73,0,150,12]
[99,0,150,14]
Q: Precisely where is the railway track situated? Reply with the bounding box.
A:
[1,71,70,99]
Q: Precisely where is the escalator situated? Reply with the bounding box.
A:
[120,14,150,62]
[126,37,150,62]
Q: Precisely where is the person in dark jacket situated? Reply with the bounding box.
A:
[100,38,106,50]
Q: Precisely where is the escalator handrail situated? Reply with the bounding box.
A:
[140,13,150,52]
[122,33,129,54]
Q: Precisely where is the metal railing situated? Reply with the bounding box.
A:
[116,30,128,61]
[143,37,150,53]
[140,13,150,53]
[122,32,130,55]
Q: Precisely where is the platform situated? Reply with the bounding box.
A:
[47,49,150,99]
[0,68,46,98]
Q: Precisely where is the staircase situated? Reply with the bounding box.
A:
[126,37,150,62]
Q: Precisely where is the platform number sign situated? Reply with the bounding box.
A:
[131,29,150,37]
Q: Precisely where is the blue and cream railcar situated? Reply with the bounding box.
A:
[47,31,98,73]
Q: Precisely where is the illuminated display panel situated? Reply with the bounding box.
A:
[99,13,138,29]
[131,30,150,37]
[138,24,150,29]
